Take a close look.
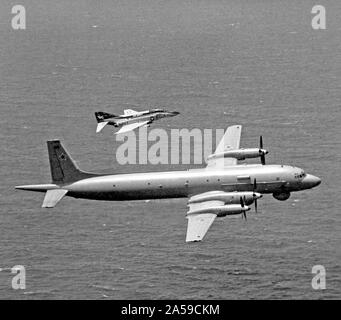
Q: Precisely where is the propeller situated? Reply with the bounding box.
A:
[259,136,268,165]
[253,178,258,213]
[240,196,247,221]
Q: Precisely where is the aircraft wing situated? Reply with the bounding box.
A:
[124,109,139,116]
[186,200,223,242]
[115,121,149,135]
[206,125,242,168]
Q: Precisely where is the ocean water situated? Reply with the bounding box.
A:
[0,0,340,299]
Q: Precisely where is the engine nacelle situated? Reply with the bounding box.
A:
[189,191,262,206]
[188,204,250,217]
[273,192,290,201]
[207,148,268,161]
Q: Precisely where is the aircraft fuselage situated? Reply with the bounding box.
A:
[56,164,319,201]
[110,110,178,127]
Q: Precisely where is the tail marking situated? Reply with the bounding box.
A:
[47,140,96,184]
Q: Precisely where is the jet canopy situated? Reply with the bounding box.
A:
[151,108,166,112]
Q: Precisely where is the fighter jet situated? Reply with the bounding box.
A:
[15,125,321,242]
[94,108,179,134]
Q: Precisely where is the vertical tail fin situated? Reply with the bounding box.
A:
[94,112,117,133]
[94,111,116,122]
[47,140,96,184]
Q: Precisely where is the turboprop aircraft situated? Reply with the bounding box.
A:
[15,125,321,242]
[94,108,179,134]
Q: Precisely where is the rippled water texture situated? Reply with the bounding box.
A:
[0,0,340,299]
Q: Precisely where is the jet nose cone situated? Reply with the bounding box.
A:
[170,111,180,116]
[303,174,321,189]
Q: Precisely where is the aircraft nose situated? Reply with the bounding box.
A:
[169,111,180,116]
[302,174,321,189]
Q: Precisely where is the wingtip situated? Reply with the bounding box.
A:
[186,239,202,243]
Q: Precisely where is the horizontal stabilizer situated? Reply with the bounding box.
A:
[42,189,68,208]
[96,121,108,133]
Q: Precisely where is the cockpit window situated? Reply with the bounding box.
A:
[294,171,306,179]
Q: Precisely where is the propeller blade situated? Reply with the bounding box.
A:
[253,178,259,213]
[261,154,266,165]
[239,196,247,220]
[259,136,266,165]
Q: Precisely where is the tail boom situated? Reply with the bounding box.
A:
[15,184,67,208]
[15,184,59,192]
